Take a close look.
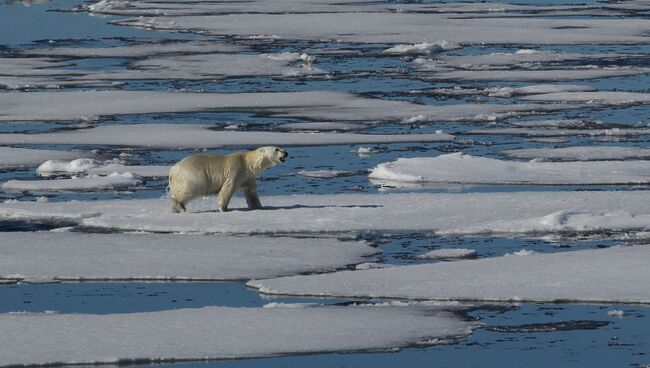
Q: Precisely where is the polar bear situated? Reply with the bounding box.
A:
[168,146,288,213]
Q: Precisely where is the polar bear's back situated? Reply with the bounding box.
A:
[169,153,242,199]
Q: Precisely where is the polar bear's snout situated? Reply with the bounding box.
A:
[279,149,288,162]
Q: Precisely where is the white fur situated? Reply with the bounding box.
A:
[168,146,288,213]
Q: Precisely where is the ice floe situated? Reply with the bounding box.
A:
[369,153,650,185]
[0,124,452,149]
[37,158,170,178]
[502,146,650,161]
[0,305,477,366]
[2,172,142,193]
[0,90,569,123]
[22,41,245,58]
[2,191,649,235]
[278,122,368,131]
[248,245,650,303]
[523,91,650,105]
[415,248,477,260]
[0,232,376,281]
[468,127,650,137]
[424,84,596,98]
[114,13,650,46]
[426,68,650,82]
[297,170,354,179]
[383,41,459,55]
[0,147,83,170]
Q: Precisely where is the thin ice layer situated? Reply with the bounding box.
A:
[502,146,650,161]
[0,124,452,149]
[2,173,142,192]
[368,153,650,185]
[115,13,650,45]
[0,305,478,367]
[2,191,649,235]
[0,90,570,123]
[0,232,376,281]
[0,147,83,170]
[248,245,650,304]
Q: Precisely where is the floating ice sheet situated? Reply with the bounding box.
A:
[115,13,650,45]
[0,90,569,123]
[424,84,597,98]
[297,170,354,179]
[368,153,650,185]
[0,305,477,367]
[248,245,650,304]
[0,124,453,149]
[0,232,376,281]
[436,51,638,68]
[523,91,650,104]
[415,248,477,260]
[468,127,650,137]
[0,147,83,170]
[2,172,142,193]
[2,191,649,235]
[425,68,650,82]
[502,146,650,161]
[22,41,245,58]
[37,158,170,178]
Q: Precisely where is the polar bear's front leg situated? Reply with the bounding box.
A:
[217,179,235,212]
[243,179,262,210]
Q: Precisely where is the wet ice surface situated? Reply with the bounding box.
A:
[2,0,650,367]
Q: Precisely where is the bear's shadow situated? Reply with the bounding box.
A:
[192,204,382,213]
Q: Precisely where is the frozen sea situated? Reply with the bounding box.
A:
[1,0,649,366]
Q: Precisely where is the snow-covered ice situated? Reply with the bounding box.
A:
[383,41,459,55]
[0,124,452,149]
[114,12,650,46]
[248,245,650,303]
[0,90,569,123]
[425,68,650,82]
[468,127,650,137]
[523,91,650,105]
[2,172,142,193]
[298,170,354,179]
[415,248,477,260]
[0,147,83,170]
[2,191,649,235]
[368,153,650,185]
[0,232,377,281]
[0,305,478,367]
[502,146,650,161]
[37,158,170,178]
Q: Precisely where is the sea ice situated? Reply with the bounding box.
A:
[369,153,650,185]
[37,158,170,178]
[0,305,478,366]
[248,245,650,303]
[0,232,377,281]
[297,170,354,179]
[114,12,650,46]
[2,172,142,193]
[523,91,650,104]
[0,90,569,123]
[502,146,650,161]
[383,41,459,55]
[2,191,649,235]
[415,248,477,260]
[0,124,453,149]
[0,147,83,170]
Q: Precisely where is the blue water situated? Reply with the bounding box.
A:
[1,0,650,367]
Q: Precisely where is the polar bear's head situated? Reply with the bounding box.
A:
[247,146,289,173]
